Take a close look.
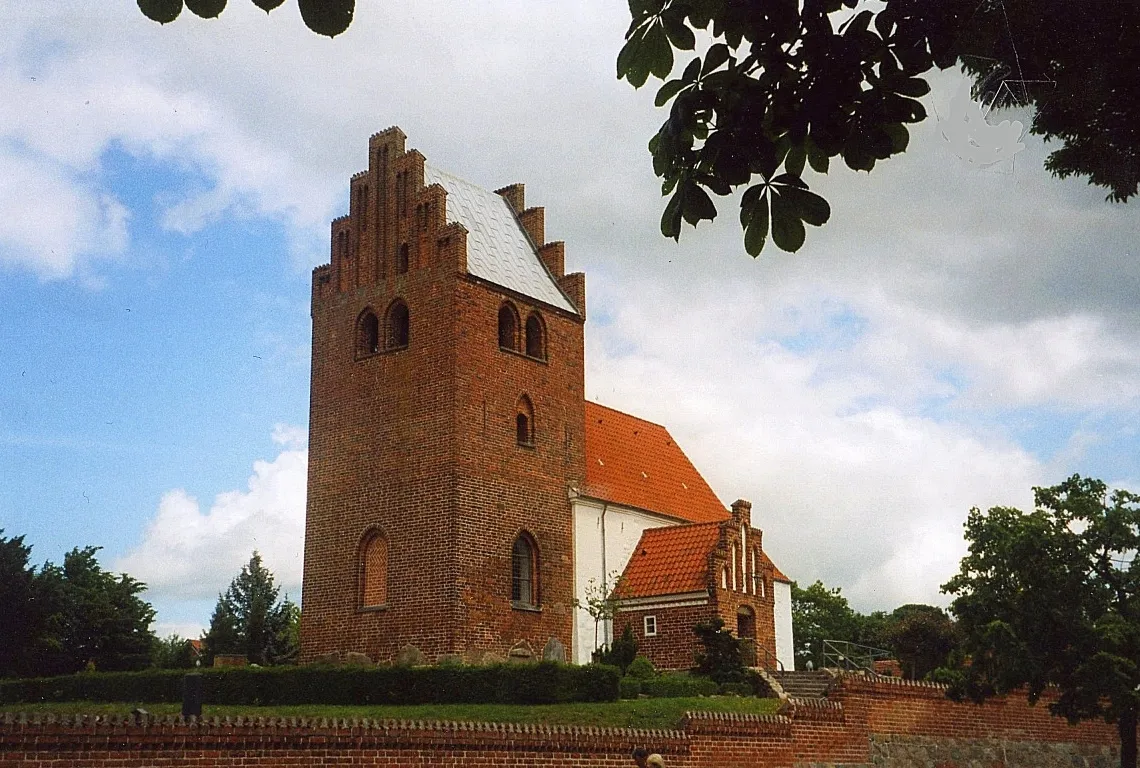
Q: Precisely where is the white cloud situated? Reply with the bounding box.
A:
[114,441,307,602]
[585,273,1043,613]
[271,423,308,448]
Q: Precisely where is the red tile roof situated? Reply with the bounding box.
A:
[583,402,728,523]
[761,550,791,583]
[616,523,722,599]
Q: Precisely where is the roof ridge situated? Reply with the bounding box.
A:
[586,400,668,430]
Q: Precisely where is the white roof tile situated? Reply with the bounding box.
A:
[424,164,577,314]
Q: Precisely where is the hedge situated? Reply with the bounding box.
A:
[639,674,719,698]
[0,662,620,706]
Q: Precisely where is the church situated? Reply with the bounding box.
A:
[299,127,795,672]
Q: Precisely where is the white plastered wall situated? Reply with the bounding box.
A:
[571,497,677,665]
[773,579,795,670]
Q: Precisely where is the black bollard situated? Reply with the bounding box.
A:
[182,673,203,718]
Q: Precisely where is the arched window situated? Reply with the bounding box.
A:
[498,303,519,351]
[516,395,534,446]
[511,532,538,607]
[397,243,410,275]
[524,312,545,360]
[357,309,380,356]
[360,530,388,608]
[386,299,409,350]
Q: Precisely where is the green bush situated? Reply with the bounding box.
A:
[640,673,719,698]
[0,662,621,706]
[718,682,753,696]
[625,656,655,679]
[619,677,642,699]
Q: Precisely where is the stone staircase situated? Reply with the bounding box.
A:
[769,670,834,700]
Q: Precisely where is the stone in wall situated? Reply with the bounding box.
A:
[543,637,566,662]
[394,644,427,667]
[869,734,1117,768]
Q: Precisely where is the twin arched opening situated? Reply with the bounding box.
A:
[497,301,546,361]
[355,299,410,357]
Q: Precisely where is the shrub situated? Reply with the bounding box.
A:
[718,682,753,696]
[0,662,621,706]
[592,623,638,674]
[640,673,719,698]
[692,618,745,683]
[619,677,642,699]
[625,656,655,680]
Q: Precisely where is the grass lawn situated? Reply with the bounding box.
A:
[0,697,780,730]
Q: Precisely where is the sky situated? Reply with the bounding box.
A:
[1,1,1138,640]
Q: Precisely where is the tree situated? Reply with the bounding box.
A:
[595,622,639,673]
[616,0,1140,256]
[203,552,298,666]
[791,579,861,669]
[575,573,625,655]
[137,0,354,38]
[942,475,1140,768]
[151,634,198,669]
[0,531,43,678]
[33,547,157,676]
[883,604,959,680]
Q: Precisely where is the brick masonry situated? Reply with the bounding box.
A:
[0,674,1119,767]
[301,127,585,664]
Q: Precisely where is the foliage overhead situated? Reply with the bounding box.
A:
[616,0,1140,256]
[204,551,298,666]
[941,475,1140,768]
[137,0,354,38]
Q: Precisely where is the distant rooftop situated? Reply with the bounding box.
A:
[423,164,576,314]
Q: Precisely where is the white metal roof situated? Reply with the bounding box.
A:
[424,164,577,315]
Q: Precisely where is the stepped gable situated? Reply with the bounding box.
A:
[759,550,790,583]
[423,164,576,314]
[583,402,728,523]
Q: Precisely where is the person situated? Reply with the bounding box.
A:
[632,747,665,767]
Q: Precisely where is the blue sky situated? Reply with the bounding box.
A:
[2,1,1139,638]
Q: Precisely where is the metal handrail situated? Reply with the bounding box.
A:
[821,639,892,673]
[753,642,785,672]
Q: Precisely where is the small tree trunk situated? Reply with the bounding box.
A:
[1120,705,1137,768]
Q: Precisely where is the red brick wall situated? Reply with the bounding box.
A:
[0,677,1120,768]
[301,127,585,664]
[619,603,710,670]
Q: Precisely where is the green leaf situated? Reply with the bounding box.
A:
[702,43,730,76]
[781,186,831,227]
[740,190,770,257]
[185,0,225,18]
[645,22,674,79]
[138,0,183,24]
[784,145,806,177]
[770,190,807,252]
[884,123,910,154]
[298,0,354,37]
[681,182,717,225]
[662,8,696,50]
[887,76,931,97]
[661,191,684,239]
[655,79,688,107]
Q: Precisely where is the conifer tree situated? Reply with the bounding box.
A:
[204,552,297,665]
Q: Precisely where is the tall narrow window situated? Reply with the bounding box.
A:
[511,532,538,606]
[524,312,545,359]
[516,395,534,446]
[397,243,410,275]
[386,299,409,350]
[357,309,379,356]
[498,303,519,351]
[360,185,369,232]
[360,531,388,608]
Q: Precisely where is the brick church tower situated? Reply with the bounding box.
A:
[300,127,587,663]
